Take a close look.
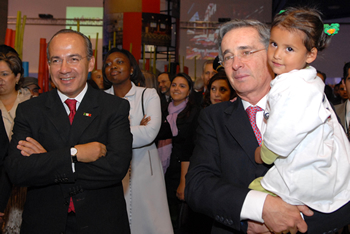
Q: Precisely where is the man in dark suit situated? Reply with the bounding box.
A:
[185,19,350,234]
[335,62,350,132]
[5,29,132,233]
[157,72,172,119]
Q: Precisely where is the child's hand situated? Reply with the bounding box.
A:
[255,146,263,164]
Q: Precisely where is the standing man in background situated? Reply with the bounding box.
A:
[202,60,217,91]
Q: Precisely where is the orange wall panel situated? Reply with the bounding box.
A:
[123,12,142,63]
[142,0,160,14]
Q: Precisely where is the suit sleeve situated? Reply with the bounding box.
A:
[74,99,132,189]
[185,108,249,231]
[5,103,74,187]
[131,88,161,148]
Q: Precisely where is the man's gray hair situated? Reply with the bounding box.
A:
[46,29,93,62]
[202,60,214,73]
[218,19,270,61]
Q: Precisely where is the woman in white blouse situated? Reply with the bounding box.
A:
[103,48,173,234]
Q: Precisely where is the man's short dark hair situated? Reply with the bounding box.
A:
[343,62,350,80]
[47,29,93,62]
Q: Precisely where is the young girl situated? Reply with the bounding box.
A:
[249,7,350,213]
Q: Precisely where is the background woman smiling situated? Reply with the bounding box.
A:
[157,73,200,231]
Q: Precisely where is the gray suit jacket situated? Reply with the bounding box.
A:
[335,102,347,130]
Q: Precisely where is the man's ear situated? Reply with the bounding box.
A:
[306,47,317,64]
[88,56,95,72]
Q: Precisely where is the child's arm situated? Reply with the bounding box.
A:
[256,142,279,165]
[255,146,263,164]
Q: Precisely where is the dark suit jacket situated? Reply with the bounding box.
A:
[0,110,11,211]
[185,97,350,234]
[158,105,200,185]
[5,86,132,234]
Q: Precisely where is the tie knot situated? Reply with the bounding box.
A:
[246,106,263,116]
[65,99,77,112]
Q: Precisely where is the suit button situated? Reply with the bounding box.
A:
[54,179,59,183]
[228,219,233,226]
[64,178,68,182]
[220,217,224,222]
[215,215,220,221]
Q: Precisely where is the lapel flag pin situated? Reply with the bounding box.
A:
[83,112,92,117]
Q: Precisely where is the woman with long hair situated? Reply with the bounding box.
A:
[157,73,201,231]
[202,70,236,108]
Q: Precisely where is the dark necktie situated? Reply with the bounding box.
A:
[246,106,263,146]
[64,99,77,213]
[65,99,77,125]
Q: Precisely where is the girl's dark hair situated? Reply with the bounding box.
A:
[272,6,331,52]
[171,73,197,118]
[0,51,24,91]
[102,48,145,89]
[202,71,236,108]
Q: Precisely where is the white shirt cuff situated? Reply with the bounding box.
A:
[240,190,268,223]
[72,163,75,173]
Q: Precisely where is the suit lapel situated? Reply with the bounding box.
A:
[224,97,259,165]
[69,86,100,145]
[45,90,71,143]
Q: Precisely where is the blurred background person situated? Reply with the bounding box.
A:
[157,72,172,121]
[0,49,32,233]
[317,70,334,104]
[333,81,346,105]
[141,70,158,89]
[201,60,217,92]
[335,62,350,135]
[21,77,40,97]
[91,69,104,90]
[103,48,173,234]
[157,73,201,232]
[193,77,204,106]
[202,71,236,108]
[338,81,348,103]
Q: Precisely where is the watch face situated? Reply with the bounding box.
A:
[71,147,77,156]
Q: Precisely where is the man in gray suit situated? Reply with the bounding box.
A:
[335,62,350,133]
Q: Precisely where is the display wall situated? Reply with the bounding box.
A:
[8,0,103,75]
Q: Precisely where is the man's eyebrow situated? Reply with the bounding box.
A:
[223,46,253,56]
[68,54,82,58]
[50,55,60,60]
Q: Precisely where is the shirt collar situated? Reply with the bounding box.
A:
[242,95,267,111]
[57,83,88,104]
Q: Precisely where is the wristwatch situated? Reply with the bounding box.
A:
[70,147,78,163]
